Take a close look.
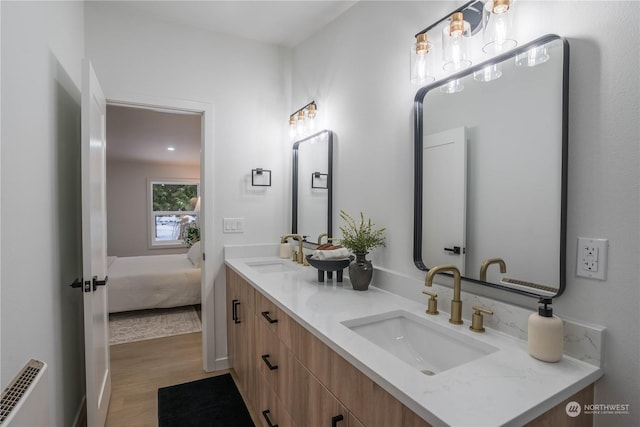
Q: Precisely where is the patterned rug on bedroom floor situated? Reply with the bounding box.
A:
[109,306,202,345]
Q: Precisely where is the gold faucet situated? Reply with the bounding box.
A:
[281,234,304,263]
[425,264,463,325]
[317,233,328,245]
[480,258,507,282]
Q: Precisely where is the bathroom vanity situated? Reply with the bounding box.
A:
[225,247,602,426]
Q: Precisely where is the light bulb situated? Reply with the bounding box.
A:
[442,12,471,72]
[410,33,434,85]
[482,0,517,54]
[289,116,296,141]
[296,110,306,136]
[307,104,317,132]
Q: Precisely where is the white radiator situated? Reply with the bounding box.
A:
[0,359,50,427]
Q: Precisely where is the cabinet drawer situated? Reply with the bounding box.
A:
[255,370,296,427]
[255,316,298,403]
[255,292,282,331]
[255,320,282,388]
[255,292,297,349]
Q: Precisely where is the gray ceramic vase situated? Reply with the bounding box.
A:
[349,253,373,291]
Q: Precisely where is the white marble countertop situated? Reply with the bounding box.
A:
[225,253,603,426]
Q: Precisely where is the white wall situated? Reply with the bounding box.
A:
[107,159,200,257]
[1,1,86,426]
[85,2,291,368]
[291,1,639,426]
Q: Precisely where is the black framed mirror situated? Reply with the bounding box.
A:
[292,129,333,246]
[414,34,569,298]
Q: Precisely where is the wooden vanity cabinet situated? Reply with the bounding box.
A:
[226,267,592,427]
[226,267,424,427]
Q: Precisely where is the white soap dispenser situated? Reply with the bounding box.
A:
[528,298,564,362]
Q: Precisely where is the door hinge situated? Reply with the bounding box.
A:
[202,252,206,261]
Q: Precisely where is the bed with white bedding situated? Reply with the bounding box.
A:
[107,243,201,313]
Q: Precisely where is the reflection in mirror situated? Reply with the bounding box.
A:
[292,130,333,246]
[414,35,568,298]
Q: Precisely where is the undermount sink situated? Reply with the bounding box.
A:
[342,310,498,375]
[247,260,300,274]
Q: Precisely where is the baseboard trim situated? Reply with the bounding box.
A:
[214,356,230,371]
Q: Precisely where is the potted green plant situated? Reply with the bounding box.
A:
[181,222,200,248]
[337,210,386,290]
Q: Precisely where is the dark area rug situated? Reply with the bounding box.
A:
[158,374,255,427]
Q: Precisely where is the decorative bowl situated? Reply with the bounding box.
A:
[306,254,354,282]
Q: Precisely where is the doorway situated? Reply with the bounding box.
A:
[105,95,215,372]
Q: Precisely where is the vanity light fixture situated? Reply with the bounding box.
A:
[289,101,317,141]
[410,0,520,87]
[167,146,176,151]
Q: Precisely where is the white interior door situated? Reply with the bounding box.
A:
[423,127,467,273]
[81,60,111,427]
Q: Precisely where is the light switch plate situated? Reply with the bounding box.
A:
[223,217,245,233]
[576,237,608,280]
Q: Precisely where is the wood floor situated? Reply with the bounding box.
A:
[107,331,260,426]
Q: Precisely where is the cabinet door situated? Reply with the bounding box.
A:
[226,269,238,372]
[255,371,296,427]
[298,361,348,427]
[226,268,255,403]
[348,413,365,427]
[402,405,433,427]
[295,319,403,427]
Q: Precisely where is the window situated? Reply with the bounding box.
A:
[149,180,200,247]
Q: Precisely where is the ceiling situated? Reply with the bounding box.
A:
[105,0,359,48]
[104,1,358,164]
[107,105,202,166]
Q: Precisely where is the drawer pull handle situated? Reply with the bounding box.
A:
[332,414,344,427]
[262,409,278,427]
[232,300,241,324]
[261,354,278,370]
[261,311,278,324]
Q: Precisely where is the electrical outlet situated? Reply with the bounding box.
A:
[577,237,608,280]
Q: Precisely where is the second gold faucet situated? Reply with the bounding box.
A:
[480,258,507,282]
[424,264,463,325]
[281,234,304,264]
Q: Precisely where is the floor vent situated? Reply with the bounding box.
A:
[0,359,47,426]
